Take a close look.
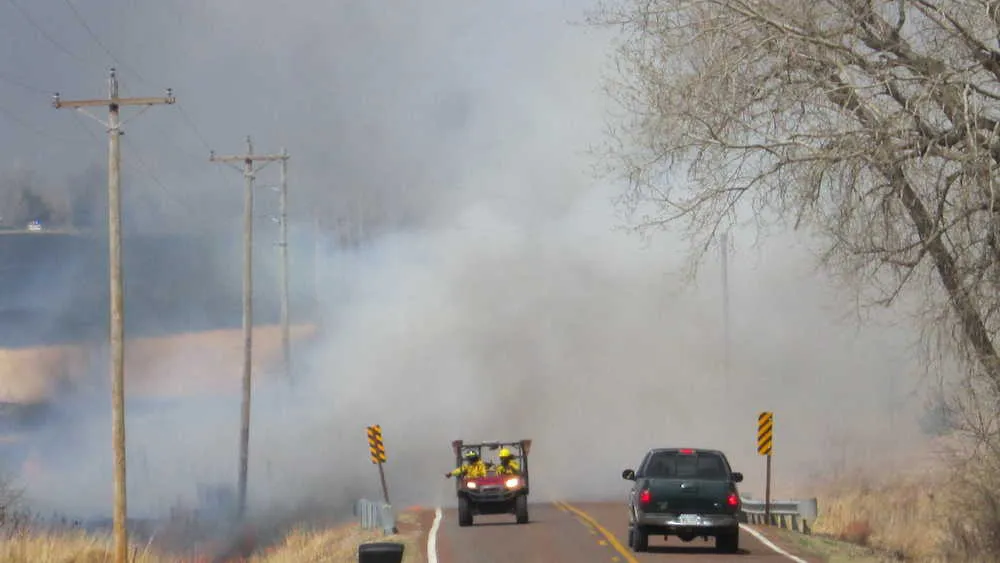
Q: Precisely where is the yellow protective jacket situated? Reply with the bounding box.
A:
[496,459,521,475]
[450,460,490,478]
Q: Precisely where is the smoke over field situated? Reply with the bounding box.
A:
[0,0,937,528]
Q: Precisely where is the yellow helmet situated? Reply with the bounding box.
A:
[499,448,512,458]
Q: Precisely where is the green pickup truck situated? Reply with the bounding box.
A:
[622,447,744,553]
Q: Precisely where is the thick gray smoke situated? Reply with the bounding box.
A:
[12,204,931,518]
[0,0,934,526]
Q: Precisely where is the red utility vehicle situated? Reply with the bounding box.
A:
[450,439,532,527]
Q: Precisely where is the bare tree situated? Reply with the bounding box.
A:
[590,2,1000,555]
[592,0,1000,389]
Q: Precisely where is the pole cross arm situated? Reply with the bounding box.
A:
[210,153,287,163]
[52,92,175,109]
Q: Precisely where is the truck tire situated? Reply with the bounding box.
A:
[716,528,739,553]
[515,495,529,524]
[632,527,649,552]
[458,496,473,527]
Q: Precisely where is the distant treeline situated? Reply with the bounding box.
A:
[0,231,318,348]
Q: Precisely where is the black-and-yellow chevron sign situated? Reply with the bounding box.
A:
[757,411,773,456]
[367,425,387,464]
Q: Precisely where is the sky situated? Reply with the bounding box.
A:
[0,0,613,232]
[0,0,943,528]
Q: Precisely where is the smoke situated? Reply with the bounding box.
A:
[0,0,937,530]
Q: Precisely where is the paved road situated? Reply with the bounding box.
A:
[435,501,816,563]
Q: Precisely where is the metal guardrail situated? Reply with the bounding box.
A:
[737,495,819,534]
[354,499,397,535]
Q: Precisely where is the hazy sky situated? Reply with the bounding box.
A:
[0,0,611,232]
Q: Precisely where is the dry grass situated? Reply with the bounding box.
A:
[812,473,943,560]
[0,324,319,402]
[0,531,167,563]
[0,512,425,563]
[765,527,889,563]
[248,511,424,563]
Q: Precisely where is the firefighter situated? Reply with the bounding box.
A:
[446,450,490,479]
[495,448,521,476]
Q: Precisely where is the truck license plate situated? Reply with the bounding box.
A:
[678,514,701,525]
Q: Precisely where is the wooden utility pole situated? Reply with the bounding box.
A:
[277,148,291,384]
[52,68,175,563]
[313,214,321,314]
[210,138,287,520]
[720,231,731,392]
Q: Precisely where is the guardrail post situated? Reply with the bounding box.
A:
[798,498,818,521]
[378,503,397,535]
[738,495,816,534]
[355,499,380,530]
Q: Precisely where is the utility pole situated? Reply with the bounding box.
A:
[313,214,321,315]
[210,138,287,520]
[52,68,175,563]
[720,231,731,380]
[277,148,291,385]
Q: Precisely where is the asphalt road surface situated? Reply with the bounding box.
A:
[434,501,817,563]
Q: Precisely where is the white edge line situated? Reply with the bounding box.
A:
[427,506,443,563]
[740,523,809,563]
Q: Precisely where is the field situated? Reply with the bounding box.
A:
[802,435,974,562]
[0,510,427,563]
[0,324,966,562]
[811,474,943,561]
[0,324,319,403]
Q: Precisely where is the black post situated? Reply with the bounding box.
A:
[764,453,772,525]
[378,462,391,506]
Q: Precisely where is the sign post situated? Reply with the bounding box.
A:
[367,425,390,504]
[757,411,774,525]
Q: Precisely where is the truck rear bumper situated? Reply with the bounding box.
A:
[635,512,738,535]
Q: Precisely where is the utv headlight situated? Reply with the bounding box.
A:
[505,477,520,489]
[466,481,477,489]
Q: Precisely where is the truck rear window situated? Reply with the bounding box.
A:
[643,451,730,480]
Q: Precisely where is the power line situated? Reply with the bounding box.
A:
[4,0,93,68]
[7,0,233,223]
[10,0,233,201]
[59,0,149,87]
[175,104,213,152]
[37,0,230,187]
[173,102,245,194]
[117,140,199,217]
[69,101,197,218]
[0,103,83,143]
[0,71,51,94]
[120,137,201,217]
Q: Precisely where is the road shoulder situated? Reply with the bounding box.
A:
[754,526,885,563]
[408,507,437,563]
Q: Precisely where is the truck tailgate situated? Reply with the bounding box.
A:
[644,478,733,513]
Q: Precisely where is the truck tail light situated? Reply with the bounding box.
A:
[726,493,740,508]
[639,489,652,506]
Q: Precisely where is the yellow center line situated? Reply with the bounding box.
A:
[554,501,640,563]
